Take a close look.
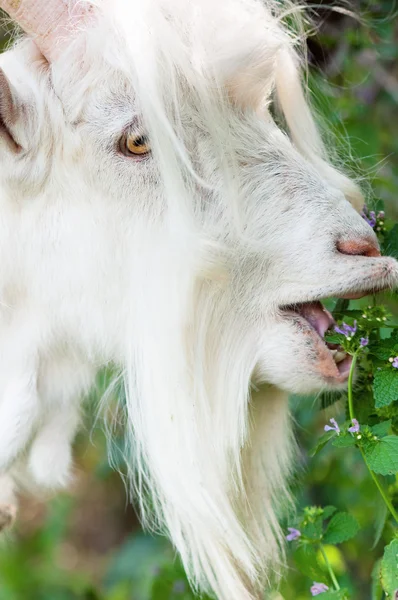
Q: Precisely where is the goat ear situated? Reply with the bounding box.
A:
[0,69,21,152]
[228,62,274,111]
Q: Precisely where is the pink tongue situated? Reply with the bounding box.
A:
[299,302,335,338]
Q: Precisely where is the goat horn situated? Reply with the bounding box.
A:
[0,1,90,61]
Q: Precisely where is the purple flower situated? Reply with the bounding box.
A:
[361,206,377,228]
[392,357,398,369]
[324,418,340,434]
[334,321,357,338]
[286,527,301,541]
[311,582,329,596]
[348,419,360,433]
[360,337,369,347]
[368,211,377,227]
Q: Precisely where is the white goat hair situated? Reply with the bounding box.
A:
[0,1,397,599]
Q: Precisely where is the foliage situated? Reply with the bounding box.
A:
[286,250,398,596]
[0,3,398,600]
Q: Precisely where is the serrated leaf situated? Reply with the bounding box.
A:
[364,436,398,475]
[373,369,398,408]
[323,512,359,544]
[322,506,337,520]
[371,420,392,438]
[372,559,383,600]
[309,430,336,457]
[370,341,398,361]
[293,545,327,582]
[332,434,357,448]
[381,539,398,597]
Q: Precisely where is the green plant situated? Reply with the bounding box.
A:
[286,206,398,598]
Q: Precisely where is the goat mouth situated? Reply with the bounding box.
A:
[282,301,353,383]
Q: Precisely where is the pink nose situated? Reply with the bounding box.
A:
[336,238,381,258]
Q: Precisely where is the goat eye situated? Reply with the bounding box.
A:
[119,133,150,157]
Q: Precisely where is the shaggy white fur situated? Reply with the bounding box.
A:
[0,1,397,598]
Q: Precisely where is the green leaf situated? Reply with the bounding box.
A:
[293,545,327,582]
[371,420,392,438]
[364,436,398,475]
[373,369,398,408]
[322,506,337,520]
[372,560,383,600]
[333,307,363,320]
[370,340,398,361]
[332,434,357,448]
[309,430,336,457]
[324,333,344,345]
[323,512,359,544]
[381,539,398,597]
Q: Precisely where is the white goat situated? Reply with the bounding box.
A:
[0,1,396,598]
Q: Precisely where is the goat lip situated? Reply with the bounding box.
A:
[282,301,352,383]
[338,290,379,300]
[332,354,353,378]
[337,283,390,300]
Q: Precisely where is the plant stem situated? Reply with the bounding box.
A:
[347,354,398,524]
[319,544,340,591]
[347,352,358,422]
[334,298,350,315]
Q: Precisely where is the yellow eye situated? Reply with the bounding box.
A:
[120,133,150,157]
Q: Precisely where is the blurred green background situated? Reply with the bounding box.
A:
[0,2,398,599]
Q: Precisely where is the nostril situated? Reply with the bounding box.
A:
[336,238,381,258]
